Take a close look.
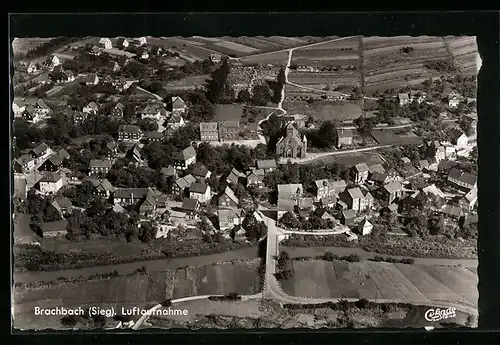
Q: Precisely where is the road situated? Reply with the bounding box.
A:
[135,86,163,101]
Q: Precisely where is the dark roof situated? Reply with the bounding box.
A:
[90,159,114,169]
[31,142,49,156]
[40,220,68,233]
[189,182,208,194]
[368,164,385,174]
[440,205,463,217]
[88,178,116,192]
[46,154,63,167]
[145,131,164,139]
[448,168,477,186]
[174,146,196,161]
[172,96,186,108]
[40,172,62,183]
[336,129,353,138]
[200,122,218,131]
[182,198,199,212]
[54,197,72,209]
[354,163,369,172]
[191,164,210,177]
[347,187,364,199]
[161,165,176,176]
[257,159,277,170]
[57,149,70,160]
[118,124,141,134]
[222,186,239,205]
[113,187,150,200]
[438,160,458,171]
[342,209,356,219]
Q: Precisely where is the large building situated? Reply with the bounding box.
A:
[276,123,307,159]
[200,122,219,141]
[218,121,240,141]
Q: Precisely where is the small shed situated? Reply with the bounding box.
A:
[358,218,373,236]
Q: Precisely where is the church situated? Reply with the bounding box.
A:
[276,122,307,159]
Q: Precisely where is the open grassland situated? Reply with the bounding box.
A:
[445,36,478,76]
[163,75,210,91]
[238,50,290,65]
[288,71,361,89]
[283,260,478,308]
[295,36,360,51]
[370,129,423,146]
[292,49,360,65]
[283,100,363,122]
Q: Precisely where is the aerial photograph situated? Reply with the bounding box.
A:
[11,35,478,330]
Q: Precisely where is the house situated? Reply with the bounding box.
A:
[448,128,469,148]
[139,104,162,120]
[12,99,26,116]
[83,102,99,115]
[341,209,356,225]
[439,204,463,218]
[27,62,38,74]
[144,131,164,142]
[447,168,477,192]
[38,154,63,172]
[336,129,353,148]
[200,122,219,141]
[189,183,211,203]
[88,178,116,198]
[218,121,240,141]
[297,197,315,211]
[380,181,404,205]
[30,142,51,161]
[276,123,307,159]
[32,99,51,116]
[136,46,149,59]
[409,90,427,104]
[314,179,347,199]
[103,141,118,158]
[381,203,399,216]
[89,159,114,176]
[226,168,244,185]
[116,37,129,48]
[39,172,64,194]
[314,208,335,221]
[277,183,303,218]
[351,163,370,184]
[339,187,373,212]
[134,37,148,46]
[51,197,73,216]
[79,73,99,86]
[165,113,185,131]
[13,154,36,174]
[172,96,187,114]
[99,38,113,49]
[109,61,121,72]
[191,164,212,180]
[358,218,373,236]
[138,189,157,216]
[320,195,337,208]
[181,198,200,219]
[398,93,410,106]
[40,220,68,237]
[173,146,197,170]
[462,113,478,135]
[43,55,60,70]
[112,103,126,118]
[72,111,87,125]
[246,169,265,189]
[118,125,143,142]
[126,145,142,165]
[435,145,446,163]
[448,92,461,108]
[22,106,40,123]
[150,45,164,56]
[161,165,177,179]
[218,208,244,231]
[370,168,401,185]
[172,174,196,197]
[401,157,411,165]
[456,187,478,211]
[210,54,222,63]
[218,186,240,209]
[113,187,151,205]
[437,159,459,174]
[418,159,430,171]
[257,159,277,174]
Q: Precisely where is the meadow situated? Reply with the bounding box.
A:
[283,100,363,122]
[282,260,478,308]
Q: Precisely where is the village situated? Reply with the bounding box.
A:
[12,35,479,331]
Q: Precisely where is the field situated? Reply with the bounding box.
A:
[361,36,453,95]
[171,260,262,299]
[288,71,361,90]
[214,103,275,131]
[238,50,290,65]
[444,36,478,76]
[282,260,478,308]
[370,129,423,146]
[12,38,54,55]
[163,75,210,92]
[283,100,363,122]
[305,152,385,168]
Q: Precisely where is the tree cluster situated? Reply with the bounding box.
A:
[24,37,80,59]
[205,59,234,104]
[424,59,457,73]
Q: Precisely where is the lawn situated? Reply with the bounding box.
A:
[283,100,363,122]
[370,129,423,146]
[305,152,384,168]
[283,260,478,307]
[164,75,210,91]
[214,103,274,131]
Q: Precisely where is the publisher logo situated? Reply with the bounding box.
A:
[424,307,457,322]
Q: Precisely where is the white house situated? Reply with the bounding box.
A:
[99,38,113,49]
[139,104,162,121]
[173,146,197,170]
[12,100,26,117]
[358,218,373,236]
[27,62,38,74]
[39,172,64,195]
[189,183,211,203]
[172,96,187,114]
[83,102,99,115]
[448,92,461,108]
[134,37,148,46]
[116,37,129,48]
[398,93,410,106]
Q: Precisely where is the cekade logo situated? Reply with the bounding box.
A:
[424,307,457,322]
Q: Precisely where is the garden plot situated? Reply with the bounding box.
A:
[288,71,361,89]
[284,100,363,122]
[163,75,210,92]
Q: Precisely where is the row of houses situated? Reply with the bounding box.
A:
[199,121,240,142]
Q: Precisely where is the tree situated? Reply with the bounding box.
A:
[279,212,300,229]
[138,222,157,243]
[237,89,251,103]
[315,121,338,148]
[277,251,290,270]
[353,116,374,136]
[243,215,268,240]
[60,315,79,328]
[271,67,286,103]
[251,84,272,106]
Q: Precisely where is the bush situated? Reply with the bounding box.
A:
[355,298,370,309]
[345,254,361,262]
